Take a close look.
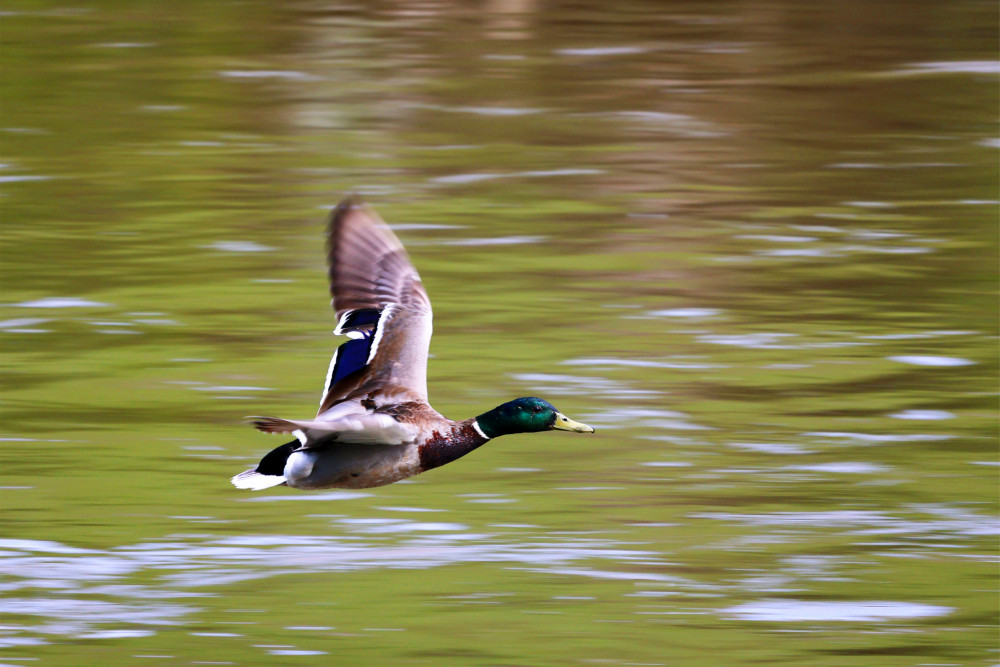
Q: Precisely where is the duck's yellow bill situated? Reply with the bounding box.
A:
[552,412,595,433]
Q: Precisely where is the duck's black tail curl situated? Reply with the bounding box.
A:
[257,439,300,476]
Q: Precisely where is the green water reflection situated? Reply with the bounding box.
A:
[2,1,997,665]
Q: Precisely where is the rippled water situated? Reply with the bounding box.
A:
[2,1,997,665]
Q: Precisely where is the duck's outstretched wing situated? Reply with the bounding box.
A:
[317,198,433,416]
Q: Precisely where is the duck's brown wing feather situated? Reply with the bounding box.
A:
[317,198,433,416]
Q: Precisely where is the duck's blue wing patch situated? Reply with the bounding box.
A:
[321,307,384,403]
[331,330,374,385]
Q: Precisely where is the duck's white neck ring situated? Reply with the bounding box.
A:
[472,420,490,441]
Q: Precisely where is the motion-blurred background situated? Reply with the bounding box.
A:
[2,2,997,665]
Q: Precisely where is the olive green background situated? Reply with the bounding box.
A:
[1,1,997,665]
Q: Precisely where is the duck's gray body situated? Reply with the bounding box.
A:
[286,443,420,489]
[282,420,488,489]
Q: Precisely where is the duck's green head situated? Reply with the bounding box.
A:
[476,397,594,439]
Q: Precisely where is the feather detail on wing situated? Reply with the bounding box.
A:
[317,198,434,415]
[248,413,417,447]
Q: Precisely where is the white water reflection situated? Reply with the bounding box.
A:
[893,60,1000,76]
[441,235,546,246]
[609,110,724,138]
[0,317,50,329]
[201,241,275,253]
[784,462,887,474]
[240,491,369,502]
[0,174,51,183]
[562,357,722,370]
[337,518,467,533]
[448,105,542,116]
[582,407,711,431]
[431,168,600,186]
[556,46,646,57]
[647,308,721,318]
[890,409,955,420]
[4,598,193,625]
[722,599,952,622]
[641,461,693,468]
[512,372,661,400]
[192,385,272,393]
[729,442,813,455]
[11,297,109,308]
[389,223,466,231]
[0,531,662,642]
[888,355,975,367]
[218,69,316,81]
[805,431,952,444]
[698,505,1000,540]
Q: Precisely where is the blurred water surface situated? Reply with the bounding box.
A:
[1,1,997,665]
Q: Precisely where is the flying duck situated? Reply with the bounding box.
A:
[231,198,593,491]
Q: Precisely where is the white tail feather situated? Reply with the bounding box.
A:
[231,469,286,491]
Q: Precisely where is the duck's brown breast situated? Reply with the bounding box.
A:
[417,420,490,471]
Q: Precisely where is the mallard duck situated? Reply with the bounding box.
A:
[232,198,593,491]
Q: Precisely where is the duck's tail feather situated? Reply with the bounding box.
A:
[247,416,301,434]
[231,469,286,490]
[231,439,299,491]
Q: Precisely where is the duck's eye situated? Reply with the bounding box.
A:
[532,405,543,413]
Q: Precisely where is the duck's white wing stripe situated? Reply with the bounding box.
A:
[366,304,397,365]
[320,347,340,409]
[332,310,355,336]
[333,307,381,336]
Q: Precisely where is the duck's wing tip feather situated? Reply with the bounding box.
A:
[319,198,434,415]
[326,198,417,313]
